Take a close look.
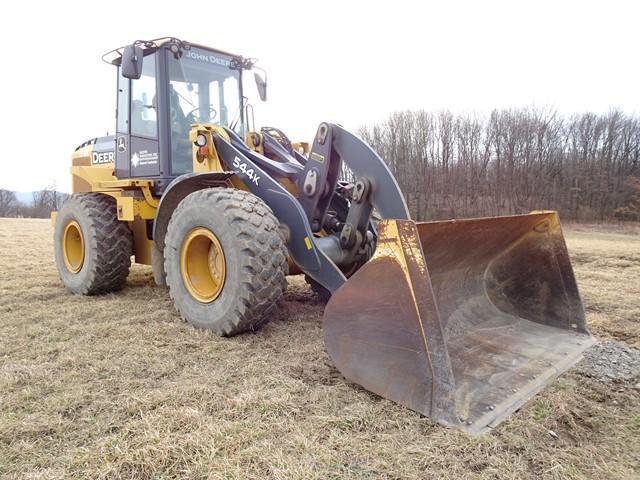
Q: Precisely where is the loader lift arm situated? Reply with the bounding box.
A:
[213,130,347,292]
[300,123,410,224]
[212,123,412,293]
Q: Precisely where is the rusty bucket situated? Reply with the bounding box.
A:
[323,211,594,435]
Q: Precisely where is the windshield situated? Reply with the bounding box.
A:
[167,46,243,174]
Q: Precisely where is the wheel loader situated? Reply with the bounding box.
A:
[53,37,594,435]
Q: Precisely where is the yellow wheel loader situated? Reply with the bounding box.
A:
[53,37,594,435]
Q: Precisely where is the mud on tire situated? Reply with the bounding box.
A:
[54,193,132,295]
[164,188,288,336]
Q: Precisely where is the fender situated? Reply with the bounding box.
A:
[152,171,234,251]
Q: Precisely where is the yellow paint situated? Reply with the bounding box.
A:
[140,184,159,207]
[115,196,157,222]
[70,162,158,222]
[94,178,154,190]
[71,165,113,193]
[229,176,250,192]
[62,220,84,273]
[180,227,226,303]
[136,196,158,219]
[189,124,230,173]
[71,145,93,167]
[292,141,310,155]
[71,165,114,193]
[245,132,265,155]
[374,220,436,409]
[116,197,135,221]
[279,178,299,197]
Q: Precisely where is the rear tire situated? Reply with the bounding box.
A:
[54,193,132,294]
[164,188,288,336]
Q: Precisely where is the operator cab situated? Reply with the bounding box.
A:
[103,37,265,193]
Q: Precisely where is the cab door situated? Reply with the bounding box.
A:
[115,67,130,178]
[115,53,161,179]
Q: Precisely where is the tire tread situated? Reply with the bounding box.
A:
[56,193,132,294]
[165,188,288,335]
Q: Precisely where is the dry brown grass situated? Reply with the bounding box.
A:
[563,228,640,349]
[1,218,639,479]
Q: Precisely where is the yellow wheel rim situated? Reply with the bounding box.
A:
[180,227,226,303]
[62,220,84,273]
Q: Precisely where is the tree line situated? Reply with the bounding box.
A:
[3,109,639,222]
[0,189,69,218]
[358,108,640,221]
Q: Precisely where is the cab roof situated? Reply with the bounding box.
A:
[101,37,245,67]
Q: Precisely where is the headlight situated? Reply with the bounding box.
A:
[195,133,207,147]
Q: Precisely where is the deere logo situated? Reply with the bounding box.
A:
[92,151,114,164]
[184,50,231,67]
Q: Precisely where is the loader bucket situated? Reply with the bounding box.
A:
[323,211,594,435]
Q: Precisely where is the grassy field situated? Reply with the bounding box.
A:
[0,218,638,479]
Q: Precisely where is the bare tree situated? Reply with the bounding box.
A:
[360,108,640,221]
[0,189,17,217]
[30,183,68,218]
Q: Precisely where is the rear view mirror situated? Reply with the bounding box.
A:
[254,72,267,102]
[122,44,144,79]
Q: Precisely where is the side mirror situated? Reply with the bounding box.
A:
[254,72,267,102]
[122,44,144,79]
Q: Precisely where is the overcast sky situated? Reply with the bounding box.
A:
[1,0,638,192]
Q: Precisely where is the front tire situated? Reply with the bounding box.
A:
[54,193,132,294]
[164,188,288,336]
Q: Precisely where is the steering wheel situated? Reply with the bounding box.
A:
[186,106,218,124]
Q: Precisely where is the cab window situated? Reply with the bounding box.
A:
[167,47,242,175]
[116,68,129,133]
[130,54,158,138]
